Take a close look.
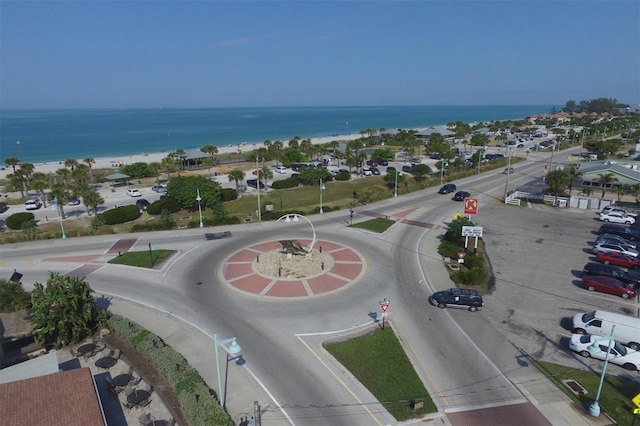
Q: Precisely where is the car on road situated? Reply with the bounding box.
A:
[274,165,288,174]
[127,188,142,197]
[592,241,640,258]
[601,206,638,217]
[581,275,636,299]
[430,288,483,312]
[246,179,266,189]
[0,202,7,213]
[152,184,166,193]
[136,199,151,211]
[599,212,635,225]
[502,167,515,174]
[438,183,457,194]
[595,251,640,269]
[583,262,640,288]
[569,334,640,371]
[453,191,470,201]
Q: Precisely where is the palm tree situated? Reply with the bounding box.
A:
[49,183,70,219]
[615,184,630,202]
[4,157,20,173]
[596,172,619,199]
[147,162,163,185]
[30,172,50,208]
[64,158,79,171]
[161,155,177,178]
[228,169,245,191]
[567,165,583,194]
[83,158,95,181]
[55,168,72,188]
[82,190,104,216]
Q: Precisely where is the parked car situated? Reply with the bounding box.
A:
[0,202,7,213]
[386,166,397,174]
[152,184,166,193]
[430,288,483,312]
[246,179,265,189]
[453,191,470,201]
[366,159,378,166]
[127,188,142,197]
[569,334,640,371]
[581,275,637,299]
[598,223,640,241]
[438,183,457,194]
[599,212,635,225]
[592,241,640,258]
[136,199,151,211]
[596,234,637,249]
[68,197,81,206]
[362,168,373,176]
[369,167,381,175]
[376,159,389,166]
[401,165,413,173]
[595,252,640,269]
[583,262,640,288]
[25,199,42,210]
[601,206,638,217]
[274,165,288,174]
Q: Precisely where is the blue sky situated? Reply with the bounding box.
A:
[1,1,638,108]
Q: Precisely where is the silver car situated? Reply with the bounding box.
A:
[595,234,637,250]
[592,242,640,258]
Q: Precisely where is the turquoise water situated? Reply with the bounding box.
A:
[0,105,555,163]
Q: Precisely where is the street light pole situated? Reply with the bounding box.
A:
[56,197,66,239]
[589,325,616,417]
[319,178,325,213]
[256,158,262,222]
[394,170,398,198]
[214,334,241,407]
[277,214,318,252]
[196,188,203,228]
[504,148,513,202]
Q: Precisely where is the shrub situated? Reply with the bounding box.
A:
[102,205,141,225]
[438,240,461,259]
[455,268,485,286]
[90,214,106,230]
[131,222,175,232]
[334,171,351,181]
[220,188,238,202]
[0,279,30,312]
[271,178,299,189]
[6,212,35,230]
[463,252,485,270]
[147,198,181,215]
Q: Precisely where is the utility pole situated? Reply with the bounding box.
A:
[256,157,262,222]
[503,148,513,202]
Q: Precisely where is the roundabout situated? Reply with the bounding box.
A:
[219,239,367,299]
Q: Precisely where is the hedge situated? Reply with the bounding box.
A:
[219,188,238,202]
[6,212,35,230]
[102,205,141,225]
[271,178,299,189]
[147,198,181,215]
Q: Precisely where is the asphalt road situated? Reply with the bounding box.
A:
[3,145,637,424]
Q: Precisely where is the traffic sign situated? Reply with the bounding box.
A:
[379,298,390,313]
[462,226,483,237]
[464,198,478,215]
[633,392,640,408]
[458,252,466,259]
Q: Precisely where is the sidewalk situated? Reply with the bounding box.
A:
[106,298,290,426]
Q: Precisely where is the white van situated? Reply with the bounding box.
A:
[25,199,42,210]
[573,310,640,350]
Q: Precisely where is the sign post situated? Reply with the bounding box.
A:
[379,299,390,330]
[462,226,483,254]
[464,198,478,216]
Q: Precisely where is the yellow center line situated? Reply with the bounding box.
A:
[296,335,384,426]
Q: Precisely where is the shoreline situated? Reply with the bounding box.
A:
[0,133,365,178]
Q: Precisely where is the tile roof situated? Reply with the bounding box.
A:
[0,367,105,425]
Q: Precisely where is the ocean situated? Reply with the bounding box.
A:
[0,105,555,164]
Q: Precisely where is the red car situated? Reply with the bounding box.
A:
[595,251,640,269]
[582,275,637,299]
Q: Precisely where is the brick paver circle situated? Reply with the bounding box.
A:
[219,239,367,299]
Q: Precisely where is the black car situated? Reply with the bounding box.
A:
[453,191,470,201]
[386,166,397,174]
[430,288,483,312]
[376,159,389,166]
[246,179,266,189]
[598,223,640,241]
[583,262,640,289]
[136,199,151,210]
[370,167,381,175]
[401,165,413,173]
[0,202,7,213]
[438,183,457,194]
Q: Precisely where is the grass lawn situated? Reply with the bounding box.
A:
[324,327,437,421]
[535,360,640,426]
[108,249,176,268]
[352,217,395,233]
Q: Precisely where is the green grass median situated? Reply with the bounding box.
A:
[324,327,436,421]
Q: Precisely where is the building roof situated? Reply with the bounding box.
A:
[577,160,640,183]
[0,351,59,384]
[0,367,106,425]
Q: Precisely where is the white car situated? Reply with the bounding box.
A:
[601,206,638,217]
[569,334,640,371]
[599,212,635,225]
[362,168,373,176]
[592,242,640,258]
[127,188,142,197]
[274,165,288,174]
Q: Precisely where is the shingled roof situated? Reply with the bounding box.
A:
[0,367,106,425]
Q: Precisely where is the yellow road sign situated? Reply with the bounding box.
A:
[633,392,640,407]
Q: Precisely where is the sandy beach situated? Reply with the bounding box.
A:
[0,133,363,179]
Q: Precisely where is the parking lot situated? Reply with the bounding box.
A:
[473,200,640,377]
